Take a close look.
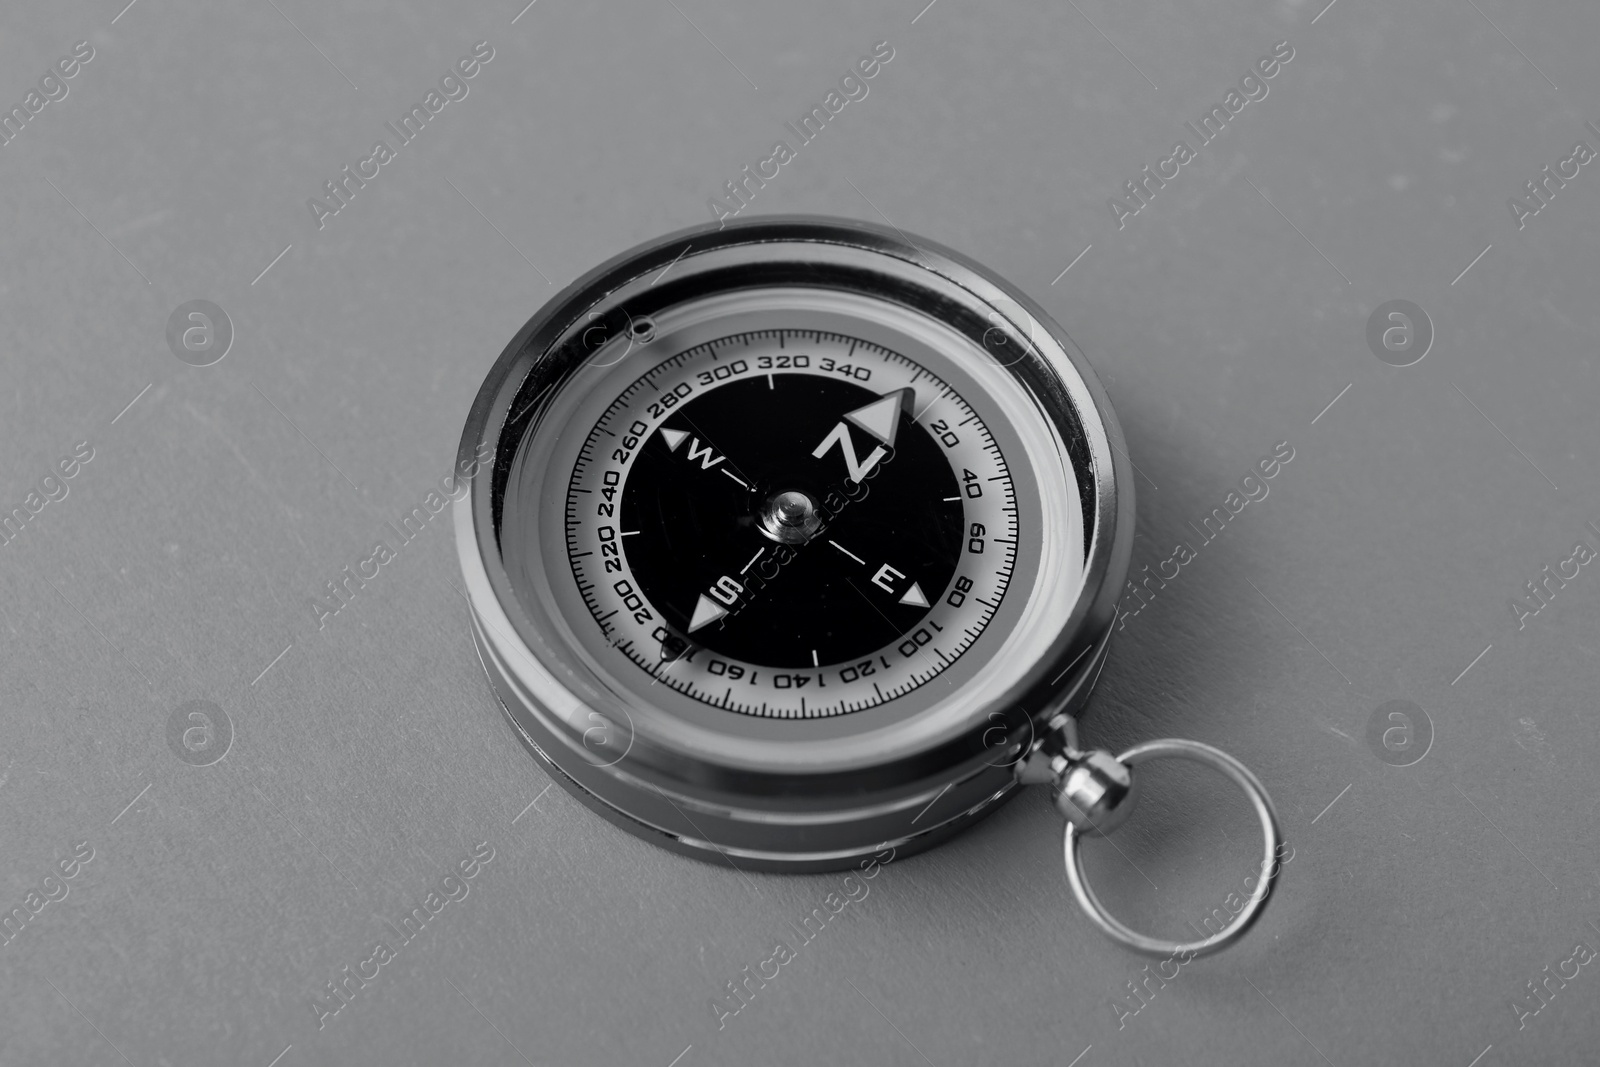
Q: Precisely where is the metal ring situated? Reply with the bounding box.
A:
[1063,738,1283,958]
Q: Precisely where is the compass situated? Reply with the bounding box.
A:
[456,217,1282,957]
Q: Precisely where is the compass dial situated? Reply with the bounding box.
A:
[563,330,1017,718]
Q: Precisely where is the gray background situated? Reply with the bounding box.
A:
[2,0,1597,1064]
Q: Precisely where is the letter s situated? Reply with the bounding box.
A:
[872,40,895,62]
[72,40,95,63]
[472,41,495,63]
[1272,40,1294,63]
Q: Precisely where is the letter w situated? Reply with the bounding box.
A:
[812,423,886,483]
[686,439,724,470]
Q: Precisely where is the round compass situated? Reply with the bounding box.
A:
[457,217,1282,956]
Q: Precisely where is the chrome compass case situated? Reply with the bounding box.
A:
[456,216,1280,956]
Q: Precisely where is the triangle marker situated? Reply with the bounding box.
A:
[844,389,913,448]
[660,427,689,452]
[898,582,929,609]
[686,594,728,633]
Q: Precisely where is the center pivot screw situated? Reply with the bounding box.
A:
[757,489,823,545]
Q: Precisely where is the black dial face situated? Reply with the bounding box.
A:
[562,328,1021,718]
[621,372,963,668]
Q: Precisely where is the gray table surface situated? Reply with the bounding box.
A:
[3,0,1599,1064]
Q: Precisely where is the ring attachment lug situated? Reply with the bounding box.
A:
[1017,716,1284,957]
